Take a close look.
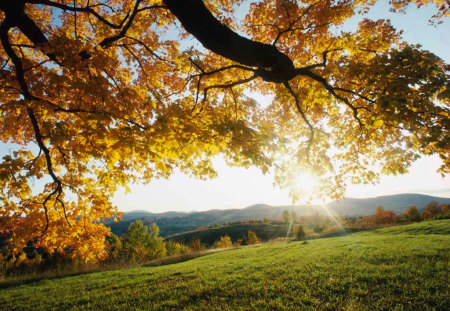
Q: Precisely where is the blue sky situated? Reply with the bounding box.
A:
[1,1,449,212]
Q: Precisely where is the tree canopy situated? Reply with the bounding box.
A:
[0,0,448,260]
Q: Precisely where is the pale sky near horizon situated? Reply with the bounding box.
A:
[0,1,449,213]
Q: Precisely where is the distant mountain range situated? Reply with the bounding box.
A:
[108,193,450,237]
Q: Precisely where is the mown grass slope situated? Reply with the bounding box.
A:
[1,220,449,311]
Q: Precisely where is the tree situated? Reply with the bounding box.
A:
[403,205,421,222]
[122,221,165,262]
[290,211,297,224]
[105,233,123,261]
[421,201,440,220]
[293,224,305,240]
[189,238,204,252]
[245,231,259,245]
[282,210,291,223]
[374,205,398,224]
[0,0,448,260]
[214,235,233,248]
[374,206,386,224]
[165,240,188,256]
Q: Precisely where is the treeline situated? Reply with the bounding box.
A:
[344,201,449,229]
[0,220,260,279]
[194,217,273,231]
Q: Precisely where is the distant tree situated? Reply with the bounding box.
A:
[105,233,123,261]
[439,203,450,218]
[282,210,291,223]
[403,206,421,222]
[384,210,398,224]
[374,206,398,224]
[375,206,386,224]
[294,225,306,240]
[189,238,204,252]
[214,236,233,249]
[165,241,189,256]
[263,217,271,224]
[123,221,166,262]
[313,224,326,233]
[245,231,259,245]
[421,201,440,220]
[290,211,298,224]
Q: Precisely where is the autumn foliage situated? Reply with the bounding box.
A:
[0,0,449,260]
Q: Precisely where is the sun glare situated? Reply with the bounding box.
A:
[293,172,319,194]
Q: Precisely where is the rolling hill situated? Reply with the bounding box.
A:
[107,194,450,237]
[108,193,450,237]
[2,220,449,310]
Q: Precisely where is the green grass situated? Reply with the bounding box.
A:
[1,220,449,310]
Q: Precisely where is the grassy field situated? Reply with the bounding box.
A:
[1,220,448,310]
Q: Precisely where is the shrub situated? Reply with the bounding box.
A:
[165,241,189,256]
[214,236,233,249]
[403,206,421,222]
[122,221,166,262]
[189,238,204,252]
[245,231,259,245]
[294,225,306,240]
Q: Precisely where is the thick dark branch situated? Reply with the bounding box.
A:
[0,1,58,62]
[163,0,297,83]
[0,22,32,98]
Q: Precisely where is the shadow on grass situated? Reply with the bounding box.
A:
[0,262,141,290]
[0,249,234,290]
[143,248,235,268]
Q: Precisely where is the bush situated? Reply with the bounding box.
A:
[105,234,123,261]
[189,238,204,252]
[165,241,189,256]
[214,236,233,249]
[244,231,259,245]
[122,221,166,263]
[294,225,306,240]
[403,206,421,222]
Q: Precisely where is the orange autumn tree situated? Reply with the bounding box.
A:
[0,0,448,260]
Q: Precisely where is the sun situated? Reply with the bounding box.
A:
[293,172,319,194]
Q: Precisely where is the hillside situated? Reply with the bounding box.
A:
[109,193,450,236]
[1,220,449,310]
[166,223,291,245]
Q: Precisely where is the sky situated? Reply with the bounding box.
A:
[1,1,449,213]
[112,1,450,213]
